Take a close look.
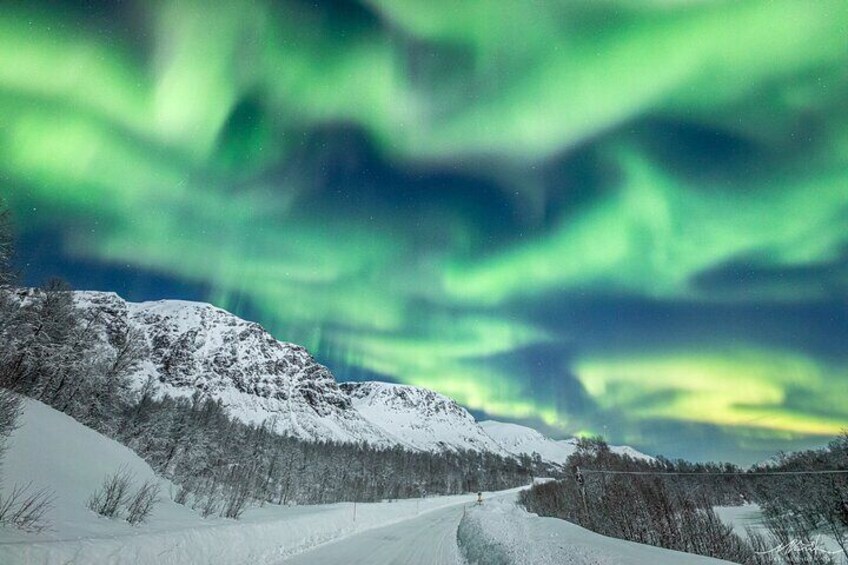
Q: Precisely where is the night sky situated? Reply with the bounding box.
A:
[2,0,847,464]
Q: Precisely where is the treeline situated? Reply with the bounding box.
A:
[0,204,542,521]
[521,436,848,564]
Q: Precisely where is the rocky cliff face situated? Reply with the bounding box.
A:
[73,292,393,445]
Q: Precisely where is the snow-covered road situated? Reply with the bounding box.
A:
[281,499,470,564]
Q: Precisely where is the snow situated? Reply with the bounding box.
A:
[342,381,508,454]
[480,420,653,465]
[0,399,514,564]
[714,503,845,558]
[458,494,733,564]
[281,495,476,564]
[713,504,767,538]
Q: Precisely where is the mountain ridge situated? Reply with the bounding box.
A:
[56,290,648,461]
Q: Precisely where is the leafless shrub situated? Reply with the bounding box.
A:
[126,479,160,525]
[88,468,162,525]
[192,479,222,518]
[88,467,132,518]
[0,482,54,533]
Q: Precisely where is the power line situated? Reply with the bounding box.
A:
[580,468,848,477]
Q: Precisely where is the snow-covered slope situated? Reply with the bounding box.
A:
[341,381,508,454]
[0,398,197,543]
[0,398,512,564]
[71,291,395,446]
[480,420,652,465]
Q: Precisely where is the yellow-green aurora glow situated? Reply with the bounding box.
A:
[2,0,847,462]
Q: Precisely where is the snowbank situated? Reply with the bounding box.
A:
[0,399,517,564]
[457,495,733,564]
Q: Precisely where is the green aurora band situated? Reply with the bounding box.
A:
[1,0,846,462]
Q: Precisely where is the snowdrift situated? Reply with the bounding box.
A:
[457,495,733,565]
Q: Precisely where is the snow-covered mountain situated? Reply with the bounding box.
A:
[480,420,653,465]
[38,290,647,461]
[65,291,506,454]
[73,291,395,447]
[340,381,508,454]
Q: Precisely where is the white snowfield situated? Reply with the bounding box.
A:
[714,504,844,558]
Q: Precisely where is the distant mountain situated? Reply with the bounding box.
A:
[340,381,508,454]
[480,420,653,465]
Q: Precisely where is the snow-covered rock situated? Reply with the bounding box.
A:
[72,291,395,447]
[340,381,509,454]
[480,420,652,465]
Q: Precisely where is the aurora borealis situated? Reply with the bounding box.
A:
[2,0,847,463]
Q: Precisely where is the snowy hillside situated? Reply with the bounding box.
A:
[0,398,195,544]
[70,291,395,446]
[341,382,508,454]
[480,420,652,465]
[0,399,511,564]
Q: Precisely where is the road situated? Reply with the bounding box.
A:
[280,499,473,565]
